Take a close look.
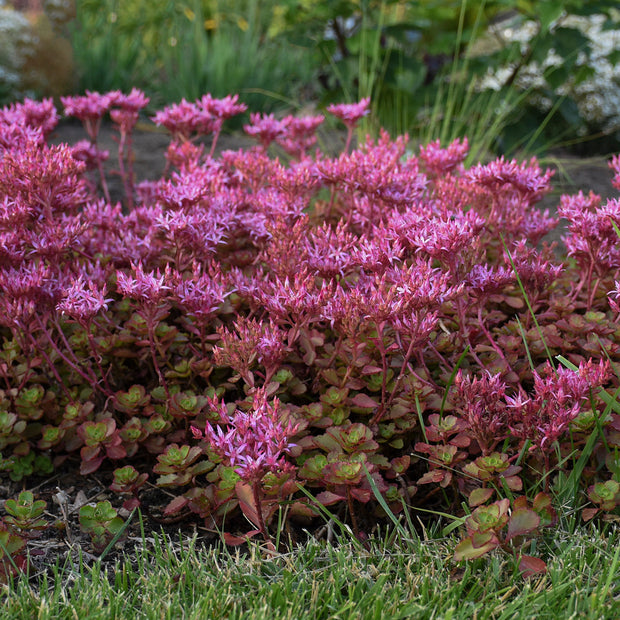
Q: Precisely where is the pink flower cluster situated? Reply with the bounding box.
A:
[192,389,300,481]
[152,94,247,142]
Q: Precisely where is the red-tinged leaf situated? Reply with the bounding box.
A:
[453,533,497,561]
[503,475,523,491]
[80,445,101,462]
[519,555,547,578]
[235,481,260,528]
[504,465,522,477]
[513,496,528,511]
[471,530,499,550]
[343,378,365,391]
[350,393,378,409]
[449,432,471,448]
[288,500,316,518]
[223,530,259,546]
[413,442,432,454]
[79,455,104,475]
[608,414,620,432]
[299,331,316,365]
[439,471,453,487]
[106,444,127,460]
[164,495,189,516]
[315,491,346,506]
[302,350,316,366]
[532,492,551,510]
[506,508,540,540]
[469,487,494,507]
[361,365,384,375]
[264,381,280,397]
[582,507,599,522]
[350,488,371,503]
[504,296,525,309]
[122,497,141,511]
[417,470,445,485]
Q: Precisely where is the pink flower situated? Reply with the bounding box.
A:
[112,88,150,112]
[26,216,84,260]
[314,132,425,213]
[466,264,514,297]
[152,99,217,139]
[71,140,109,169]
[503,241,562,293]
[0,196,33,228]
[61,91,115,121]
[507,360,609,450]
[61,91,115,141]
[419,137,469,176]
[56,276,113,324]
[0,97,58,139]
[350,224,404,273]
[466,156,554,204]
[608,281,620,313]
[0,262,54,303]
[243,113,287,150]
[191,388,299,481]
[116,262,171,304]
[276,114,324,158]
[173,263,228,322]
[213,317,286,386]
[110,109,140,133]
[406,211,485,268]
[248,269,332,327]
[304,220,357,278]
[271,159,322,200]
[0,141,87,218]
[0,123,44,150]
[559,192,620,274]
[198,93,247,121]
[453,370,508,453]
[326,97,370,129]
[0,229,26,266]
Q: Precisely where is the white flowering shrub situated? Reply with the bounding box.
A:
[479,10,620,148]
[0,3,37,103]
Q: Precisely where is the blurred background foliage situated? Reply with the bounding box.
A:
[1,0,619,155]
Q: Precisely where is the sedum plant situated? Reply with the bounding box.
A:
[78,500,124,554]
[1,91,620,573]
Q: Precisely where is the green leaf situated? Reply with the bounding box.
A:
[453,533,497,561]
[538,2,565,31]
[552,27,590,59]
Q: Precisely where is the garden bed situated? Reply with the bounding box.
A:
[2,93,620,584]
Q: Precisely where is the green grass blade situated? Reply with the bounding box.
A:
[99,508,136,562]
[363,464,410,540]
[502,233,555,368]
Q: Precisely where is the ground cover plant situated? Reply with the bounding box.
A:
[1,92,620,588]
